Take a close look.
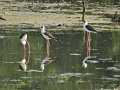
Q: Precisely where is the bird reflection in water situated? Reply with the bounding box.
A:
[82,56,98,68]
[19,33,30,72]
[82,30,98,68]
[40,42,58,71]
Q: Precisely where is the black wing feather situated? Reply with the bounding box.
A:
[44,32,55,39]
[85,25,97,32]
[20,33,25,39]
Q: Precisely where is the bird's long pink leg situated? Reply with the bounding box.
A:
[26,50,30,64]
[89,32,91,41]
[46,40,50,57]
[88,38,90,57]
[87,40,89,56]
[87,32,89,48]
[87,32,91,57]
[26,40,30,64]
[26,40,30,53]
[22,44,26,59]
[46,47,50,57]
[47,40,50,48]
[89,32,91,56]
[87,32,89,56]
[48,40,50,47]
[88,32,91,56]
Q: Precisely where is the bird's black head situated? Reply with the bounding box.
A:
[40,26,44,29]
[40,26,43,28]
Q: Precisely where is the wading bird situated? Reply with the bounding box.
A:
[40,26,58,48]
[19,33,30,72]
[82,1,97,33]
[82,0,97,48]
[20,33,30,55]
[83,21,97,33]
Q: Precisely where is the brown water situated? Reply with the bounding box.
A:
[0,30,120,90]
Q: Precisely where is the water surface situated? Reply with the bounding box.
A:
[0,30,120,90]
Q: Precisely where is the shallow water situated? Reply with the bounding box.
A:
[0,30,120,90]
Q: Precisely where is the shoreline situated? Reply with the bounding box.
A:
[0,2,120,31]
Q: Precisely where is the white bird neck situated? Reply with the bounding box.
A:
[41,26,45,33]
[84,21,88,26]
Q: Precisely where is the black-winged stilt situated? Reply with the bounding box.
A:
[20,33,30,55]
[82,0,97,50]
[19,33,30,72]
[83,21,97,33]
[40,26,58,48]
[82,1,97,33]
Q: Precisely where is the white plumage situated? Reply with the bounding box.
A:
[19,59,27,72]
[83,21,97,33]
[41,26,58,41]
[20,34,27,45]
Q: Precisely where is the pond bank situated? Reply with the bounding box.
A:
[0,2,120,31]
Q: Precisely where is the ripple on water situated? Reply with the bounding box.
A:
[89,60,99,63]
[76,80,85,83]
[113,75,120,78]
[27,70,43,72]
[95,68,104,70]
[106,67,120,71]
[20,77,32,79]
[98,76,119,81]
[47,73,93,83]
[3,62,15,64]
[34,58,41,61]
[55,73,93,78]
[99,58,112,61]
[105,77,119,81]
[114,64,120,67]
[57,80,65,83]
[1,78,22,82]
[0,35,5,38]
[69,53,81,56]
[91,49,98,51]
[17,69,43,72]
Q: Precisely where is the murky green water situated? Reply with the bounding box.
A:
[0,30,120,90]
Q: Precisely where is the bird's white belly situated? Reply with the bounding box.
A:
[21,40,26,45]
[42,33,51,40]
